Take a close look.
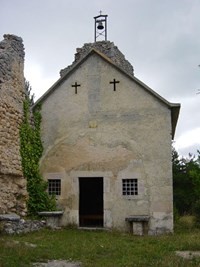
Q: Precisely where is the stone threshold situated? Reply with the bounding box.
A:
[78,227,108,231]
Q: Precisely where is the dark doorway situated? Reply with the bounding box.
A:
[79,177,103,227]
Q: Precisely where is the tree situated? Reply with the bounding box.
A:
[25,79,35,106]
[173,147,200,215]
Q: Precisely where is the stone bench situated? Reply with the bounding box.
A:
[125,215,150,235]
[38,211,63,229]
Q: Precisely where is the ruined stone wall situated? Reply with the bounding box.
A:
[0,34,27,215]
[60,41,134,77]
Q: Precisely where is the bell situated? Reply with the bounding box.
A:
[97,21,104,30]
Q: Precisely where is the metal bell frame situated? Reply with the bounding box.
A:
[94,13,108,42]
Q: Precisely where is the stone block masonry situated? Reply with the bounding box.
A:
[0,34,27,215]
[60,41,134,77]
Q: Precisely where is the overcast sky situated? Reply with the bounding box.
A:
[1,0,200,157]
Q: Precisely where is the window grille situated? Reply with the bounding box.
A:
[48,179,61,196]
[122,179,138,196]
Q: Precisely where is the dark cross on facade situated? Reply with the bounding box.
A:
[71,82,81,94]
[110,79,120,91]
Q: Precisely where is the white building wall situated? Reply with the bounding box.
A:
[40,54,173,234]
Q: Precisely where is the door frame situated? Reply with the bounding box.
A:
[79,177,104,227]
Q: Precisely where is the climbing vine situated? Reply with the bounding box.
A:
[20,95,56,216]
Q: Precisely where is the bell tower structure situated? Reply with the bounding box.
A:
[94,12,108,42]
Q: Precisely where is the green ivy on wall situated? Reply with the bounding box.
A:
[20,98,56,216]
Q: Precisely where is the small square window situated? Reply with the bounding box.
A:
[122,179,138,196]
[48,179,61,196]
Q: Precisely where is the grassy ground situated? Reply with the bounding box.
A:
[1,219,200,267]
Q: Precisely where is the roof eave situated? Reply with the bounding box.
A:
[170,103,181,140]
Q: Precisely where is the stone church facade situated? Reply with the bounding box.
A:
[35,41,180,234]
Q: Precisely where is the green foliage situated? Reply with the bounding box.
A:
[173,147,200,217]
[24,79,35,106]
[193,200,200,225]
[175,215,196,232]
[20,94,56,216]
[173,205,180,223]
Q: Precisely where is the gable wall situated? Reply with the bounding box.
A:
[41,55,171,154]
[40,54,173,234]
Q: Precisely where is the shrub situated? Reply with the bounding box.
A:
[193,200,200,226]
[20,98,56,216]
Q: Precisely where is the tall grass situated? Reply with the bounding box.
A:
[1,221,200,267]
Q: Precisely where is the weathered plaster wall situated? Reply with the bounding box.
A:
[0,34,27,215]
[40,53,173,234]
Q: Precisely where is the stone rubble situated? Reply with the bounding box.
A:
[1,219,46,235]
[176,251,200,259]
[60,41,134,77]
[33,260,82,267]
